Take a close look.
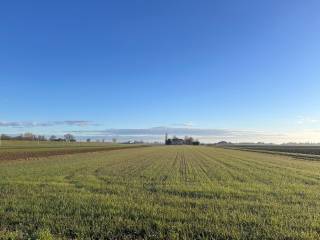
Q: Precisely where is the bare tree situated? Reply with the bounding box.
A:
[64,134,75,142]
[49,135,57,141]
[23,132,35,141]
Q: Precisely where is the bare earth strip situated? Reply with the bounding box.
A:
[0,145,148,161]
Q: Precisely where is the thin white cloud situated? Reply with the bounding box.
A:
[171,122,195,127]
[297,116,319,125]
[0,120,95,127]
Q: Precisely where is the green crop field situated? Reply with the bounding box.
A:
[1,146,320,239]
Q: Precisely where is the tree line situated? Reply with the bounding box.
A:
[0,133,76,142]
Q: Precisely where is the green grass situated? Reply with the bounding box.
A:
[1,146,320,239]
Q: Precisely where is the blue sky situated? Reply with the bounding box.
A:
[1,0,320,142]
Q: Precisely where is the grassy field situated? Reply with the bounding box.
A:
[1,146,320,239]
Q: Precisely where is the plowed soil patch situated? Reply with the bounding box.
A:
[0,145,147,161]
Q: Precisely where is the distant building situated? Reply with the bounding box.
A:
[171,137,185,145]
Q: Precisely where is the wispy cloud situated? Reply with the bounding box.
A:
[297,117,319,125]
[171,122,195,127]
[0,120,95,128]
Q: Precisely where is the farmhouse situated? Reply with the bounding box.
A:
[170,137,185,145]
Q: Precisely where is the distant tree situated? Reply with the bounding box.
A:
[23,132,35,141]
[49,135,57,141]
[193,140,200,145]
[112,138,117,143]
[64,134,75,142]
[184,136,194,145]
[14,135,24,140]
[86,138,91,142]
[37,135,46,141]
[0,134,11,140]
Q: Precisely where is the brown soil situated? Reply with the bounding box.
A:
[0,145,148,161]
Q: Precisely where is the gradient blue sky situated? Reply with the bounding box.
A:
[1,1,320,142]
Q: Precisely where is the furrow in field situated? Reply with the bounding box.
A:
[192,148,251,183]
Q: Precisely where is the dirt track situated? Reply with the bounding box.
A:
[0,145,148,161]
